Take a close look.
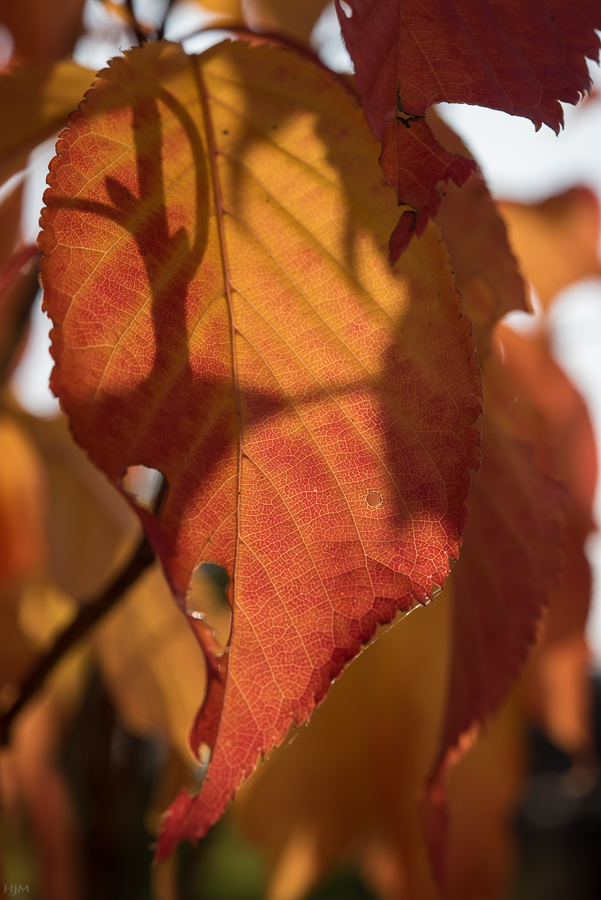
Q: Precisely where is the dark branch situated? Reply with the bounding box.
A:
[0,531,156,746]
[0,254,40,387]
[125,0,149,45]
[157,0,176,40]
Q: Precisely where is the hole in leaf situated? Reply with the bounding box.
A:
[339,0,353,17]
[123,466,166,512]
[365,490,383,509]
[197,562,230,602]
[189,562,232,649]
[198,742,211,766]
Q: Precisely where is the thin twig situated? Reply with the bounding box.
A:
[157,0,176,41]
[0,253,40,386]
[125,0,148,45]
[0,532,155,746]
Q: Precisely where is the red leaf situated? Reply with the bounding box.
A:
[337,0,601,257]
[430,110,528,357]
[39,40,482,856]
[383,118,476,262]
[440,419,565,760]
[423,324,570,885]
[492,328,598,757]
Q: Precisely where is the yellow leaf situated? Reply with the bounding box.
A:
[18,412,139,601]
[0,60,95,187]
[92,564,228,765]
[0,413,47,584]
[245,0,330,45]
[499,187,601,310]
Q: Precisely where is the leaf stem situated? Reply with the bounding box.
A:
[191,58,243,617]
[0,532,155,746]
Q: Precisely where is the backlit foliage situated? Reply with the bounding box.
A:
[0,1,600,896]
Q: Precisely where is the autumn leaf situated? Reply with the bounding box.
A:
[421,304,597,883]
[235,587,525,900]
[17,412,140,601]
[1,578,88,900]
[0,61,95,188]
[39,38,481,856]
[187,0,330,45]
[491,327,598,760]
[0,683,85,899]
[0,0,85,64]
[0,182,39,384]
[431,372,566,770]
[93,564,225,765]
[197,0,328,45]
[236,598,451,900]
[421,326,566,885]
[234,321,575,895]
[336,0,601,258]
[4,403,202,764]
[0,412,86,900]
[183,0,243,20]
[0,413,47,585]
[428,110,527,359]
[495,188,599,759]
[436,177,528,357]
[499,186,601,309]
[239,0,330,45]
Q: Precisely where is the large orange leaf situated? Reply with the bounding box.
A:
[336,0,601,258]
[39,39,481,855]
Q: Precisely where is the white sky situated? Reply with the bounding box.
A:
[11,1,601,662]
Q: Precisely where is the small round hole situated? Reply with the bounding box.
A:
[198,742,211,766]
[123,465,166,511]
[366,490,383,509]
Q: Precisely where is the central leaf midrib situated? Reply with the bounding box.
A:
[191,55,244,603]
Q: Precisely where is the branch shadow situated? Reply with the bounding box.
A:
[43,46,479,743]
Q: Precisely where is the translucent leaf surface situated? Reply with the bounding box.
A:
[39,39,481,854]
[499,187,601,309]
[430,111,528,359]
[336,0,601,257]
[0,61,95,187]
[0,0,85,64]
